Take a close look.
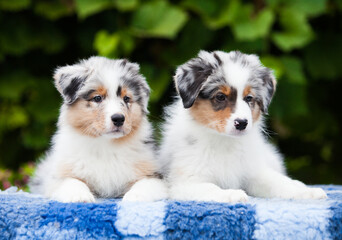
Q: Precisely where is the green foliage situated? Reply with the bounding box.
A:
[0,0,341,189]
[0,162,35,191]
[131,0,188,39]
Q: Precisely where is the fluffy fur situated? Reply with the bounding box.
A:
[159,50,327,202]
[29,56,167,203]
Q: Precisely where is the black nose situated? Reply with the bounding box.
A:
[111,114,125,127]
[234,119,248,131]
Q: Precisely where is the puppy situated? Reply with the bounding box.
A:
[159,50,327,202]
[29,56,167,203]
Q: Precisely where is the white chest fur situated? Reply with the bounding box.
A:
[50,126,153,198]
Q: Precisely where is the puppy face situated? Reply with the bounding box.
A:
[175,50,276,136]
[54,57,150,139]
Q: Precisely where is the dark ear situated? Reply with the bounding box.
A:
[53,64,90,104]
[261,69,276,114]
[121,60,150,113]
[174,51,217,108]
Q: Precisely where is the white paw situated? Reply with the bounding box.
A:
[217,189,249,203]
[170,183,248,203]
[278,187,327,200]
[301,187,327,199]
[122,178,168,202]
[50,178,95,203]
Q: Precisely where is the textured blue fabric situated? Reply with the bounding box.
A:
[0,186,342,240]
[0,190,120,239]
[325,186,342,240]
[115,201,166,239]
[164,201,256,240]
[252,198,331,240]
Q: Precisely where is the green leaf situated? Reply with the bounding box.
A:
[131,0,188,39]
[272,33,313,52]
[22,124,51,149]
[0,18,67,55]
[0,72,35,100]
[119,32,135,56]
[26,79,60,123]
[0,0,30,11]
[270,82,308,118]
[161,18,213,66]
[260,56,284,79]
[286,156,311,172]
[140,64,170,103]
[232,6,275,41]
[75,0,113,19]
[182,0,219,17]
[280,56,306,85]
[94,30,120,58]
[34,1,74,20]
[271,8,314,51]
[285,0,326,17]
[222,38,268,53]
[115,0,138,11]
[182,0,239,29]
[0,105,29,132]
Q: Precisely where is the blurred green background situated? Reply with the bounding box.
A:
[0,0,341,190]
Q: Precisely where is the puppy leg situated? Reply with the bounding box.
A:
[122,178,168,202]
[170,182,248,203]
[49,178,95,203]
[246,168,327,199]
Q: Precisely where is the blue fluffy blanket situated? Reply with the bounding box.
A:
[0,185,341,239]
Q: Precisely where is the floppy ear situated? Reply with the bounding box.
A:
[121,60,150,113]
[174,51,217,108]
[53,63,90,104]
[260,69,276,114]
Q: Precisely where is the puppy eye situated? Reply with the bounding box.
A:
[92,95,103,103]
[123,96,130,103]
[245,95,253,103]
[215,93,226,102]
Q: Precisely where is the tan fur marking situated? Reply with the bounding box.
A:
[252,104,261,122]
[67,99,106,137]
[134,160,157,179]
[190,99,232,133]
[112,103,143,144]
[243,85,261,122]
[120,87,128,98]
[220,86,231,95]
[243,85,252,97]
[96,86,107,97]
[57,162,92,190]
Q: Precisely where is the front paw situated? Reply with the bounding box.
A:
[218,189,249,203]
[301,187,327,199]
[278,187,327,200]
[122,178,168,202]
[50,178,95,203]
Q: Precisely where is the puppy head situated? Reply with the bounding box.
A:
[54,57,150,139]
[175,50,276,136]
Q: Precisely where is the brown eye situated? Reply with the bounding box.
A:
[245,95,253,103]
[215,93,226,102]
[123,96,130,103]
[92,95,103,103]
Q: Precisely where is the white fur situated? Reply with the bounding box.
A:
[160,51,327,203]
[123,178,169,202]
[30,57,168,202]
[160,101,327,202]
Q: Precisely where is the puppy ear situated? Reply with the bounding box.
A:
[174,51,217,108]
[121,60,151,113]
[260,69,276,114]
[53,63,90,104]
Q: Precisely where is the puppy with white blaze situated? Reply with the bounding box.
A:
[160,50,327,203]
[29,56,167,203]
